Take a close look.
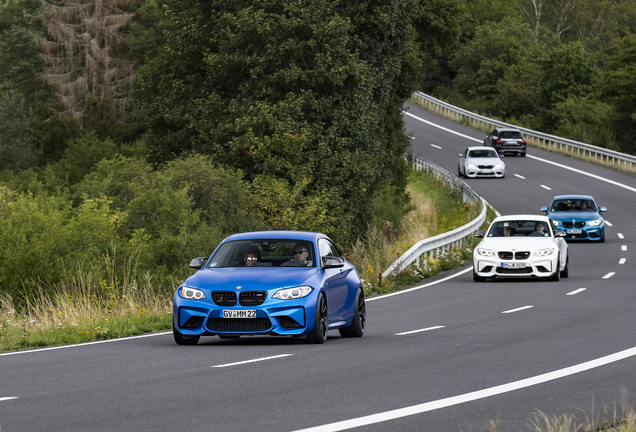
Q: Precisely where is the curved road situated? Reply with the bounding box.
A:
[1,101,636,432]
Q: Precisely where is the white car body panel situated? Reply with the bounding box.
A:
[458,146,505,178]
[473,215,568,280]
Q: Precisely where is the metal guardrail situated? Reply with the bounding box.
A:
[412,91,636,171]
[381,156,488,278]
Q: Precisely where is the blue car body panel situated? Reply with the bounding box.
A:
[542,195,606,241]
[173,231,363,339]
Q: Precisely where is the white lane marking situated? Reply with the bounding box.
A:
[368,267,473,302]
[603,272,616,279]
[567,288,586,296]
[396,326,445,336]
[213,354,293,368]
[411,136,416,139]
[292,345,636,432]
[618,233,624,239]
[514,174,525,179]
[622,245,627,251]
[0,397,18,402]
[0,331,172,357]
[405,111,636,194]
[526,155,636,194]
[540,185,552,190]
[502,306,534,314]
[619,258,626,265]
[605,221,613,227]
[431,144,442,149]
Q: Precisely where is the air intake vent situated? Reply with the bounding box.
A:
[239,291,267,306]
[182,316,204,329]
[212,292,237,306]
[206,318,271,332]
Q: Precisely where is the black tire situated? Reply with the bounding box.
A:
[173,323,200,345]
[458,165,463,177]
[339,289,366,338]
[560,254,569,278]
[599,232,605,243]
[473,271,486,282]
[520,152,526,157]
[548,255,561,281]
[304,293,328,344]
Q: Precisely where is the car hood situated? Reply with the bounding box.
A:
[478,237,556,251]
[465,157,504,165]
[548,211,600,222]
[184,267,321,291]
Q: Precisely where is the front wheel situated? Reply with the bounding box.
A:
[560,254,569,278]
[548,255,561,281]
[304,293,328,344]
[173,323,200,345]
[473,271,486,282]
[339,289,366,338]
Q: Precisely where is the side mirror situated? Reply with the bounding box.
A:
[599,206,607,212]
[540,206,548,213]
[322,256,345,269]
[555,230,566,238]
[475,230,485,238]
[189,257,208,269]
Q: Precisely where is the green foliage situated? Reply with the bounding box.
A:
[133,0,421,244]
[0,91,41,172]
[48,132,119,184]
[601,35,636,154]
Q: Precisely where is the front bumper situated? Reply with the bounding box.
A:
[474,257,555,278]
[464,167,505,178]
[558,226,604,241]
[173,295,317,337]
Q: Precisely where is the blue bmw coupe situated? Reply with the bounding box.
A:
[173,231,366,345]
[541,195,607,242]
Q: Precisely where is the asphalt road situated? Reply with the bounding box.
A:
[1,101,635,432]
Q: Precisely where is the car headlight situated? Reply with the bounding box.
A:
[535,248,555,257]
[494,163,504,168]
[272,286,312,300]
[476,248,494,257]
[588,219,602,226]
[467,163,477,169]
[179,287,207,300]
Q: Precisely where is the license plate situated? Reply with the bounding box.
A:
[567,229,582,234]
[501,262,526,269]
[223,309,257,318]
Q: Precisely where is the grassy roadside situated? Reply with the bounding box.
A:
[0,168,481,352]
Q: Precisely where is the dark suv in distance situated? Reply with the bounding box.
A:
[484,127,527,156]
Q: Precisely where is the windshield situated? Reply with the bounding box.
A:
[487,220,552,237]
[207,239,316,268]
[550,199,596,212]
[468,149,498,158]
[499,131,523,139]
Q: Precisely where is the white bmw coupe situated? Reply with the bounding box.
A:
[473,215,569,282]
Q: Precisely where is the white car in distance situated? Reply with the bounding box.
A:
[473,215,569,282]
[458,146,505,178]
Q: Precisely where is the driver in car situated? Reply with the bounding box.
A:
[292,243,312,266]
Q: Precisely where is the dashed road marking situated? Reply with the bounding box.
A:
[540,185,552,190]
[514,174,525,179]
[213,354,293,368]
[502,306,534,314]
[603,272,616,279]
[619,258,626,265]
[431,144,442,149]
[567,288,586,296]
[396,326,445,336]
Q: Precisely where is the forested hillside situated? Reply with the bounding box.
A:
[422,0,636,154]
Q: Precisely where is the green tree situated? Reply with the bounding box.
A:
[539,41,599,131]
[0,91,41,172]
[133,0,421,243]
[601,35,636,154]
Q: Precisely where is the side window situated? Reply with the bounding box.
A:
[492,129,498,137]
[318,239,342,260]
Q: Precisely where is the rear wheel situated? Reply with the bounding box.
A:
[458,165,463,177]
[560,254,569,278]
[304,293,327,344]
[173,323,200,345]
[339,289,366,338]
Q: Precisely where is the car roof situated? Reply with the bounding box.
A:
[222,230,326,243]
[467,146,498,151]
[551,194,595,201]
[495,127,521,132]
[492,214,550,223]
